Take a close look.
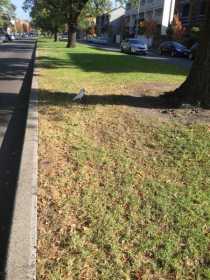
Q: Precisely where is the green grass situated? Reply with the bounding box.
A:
[37,39,210,280]
[38,39,187,94]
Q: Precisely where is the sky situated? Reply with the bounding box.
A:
[12,0,30,20]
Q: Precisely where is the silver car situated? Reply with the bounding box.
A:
[59,32,68,41]
[0,33,7,43]
[120,38,148,55]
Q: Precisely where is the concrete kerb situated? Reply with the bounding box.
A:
[5,44,38,280]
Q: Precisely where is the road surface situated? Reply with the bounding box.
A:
[0,39,36,279]
[85,42,192,70]
[0,40,35,147]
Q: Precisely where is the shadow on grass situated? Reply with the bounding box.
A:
[38,90,183,109]
[38,52,187,76]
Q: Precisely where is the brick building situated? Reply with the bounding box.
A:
[125,0,176,36]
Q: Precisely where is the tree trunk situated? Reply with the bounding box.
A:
[172,1,210,108]
[67,21,77,48]
[188,0,197,29]
[54,30,58,42]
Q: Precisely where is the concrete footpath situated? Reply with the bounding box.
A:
[0,41,38,280]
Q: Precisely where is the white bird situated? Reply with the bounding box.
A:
[72,88,86,101]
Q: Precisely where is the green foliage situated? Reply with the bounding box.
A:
[0,0,15,28]
[116,0,140,9]
[78,0,111,31]
[24,0,111,46]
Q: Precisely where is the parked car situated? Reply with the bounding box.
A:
[59,32,68,41]
[5,34,15,41]
[120,38,148,55]
[0,33,7,43]
[87,36,108,44]
[189,42,199,60]
[159,41,190,58]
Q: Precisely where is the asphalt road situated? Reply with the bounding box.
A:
[0,39,35,278]
[0,40,35,147]
[85,42,192,70]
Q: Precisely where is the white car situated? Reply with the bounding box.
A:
[59,32,68,41]
[121,38,148,55]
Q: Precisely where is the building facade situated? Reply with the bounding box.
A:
[125,0,176,36]
[96,6,125,43]
[175,0,206,27]
[15,19,32,33]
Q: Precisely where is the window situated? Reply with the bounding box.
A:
[155,8,163,17]
[146,10,153,20]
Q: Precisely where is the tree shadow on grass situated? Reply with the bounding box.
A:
[38,90,182,109]
[38,52,187,76]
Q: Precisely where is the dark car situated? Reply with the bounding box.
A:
[5,34,15,41]
[120,38,148,55]
[159,41,190,58]
[189,42,199,60]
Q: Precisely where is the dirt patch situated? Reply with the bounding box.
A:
[112,82,210,125]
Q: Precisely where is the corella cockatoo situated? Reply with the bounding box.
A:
[73,88,86,101]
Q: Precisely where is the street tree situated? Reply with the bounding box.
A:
[24,0,111,47]
[171,0,210,107]
[24,0,88,46]
[29,0,65,41]
[0,0,16,29]
[78,0,111,37]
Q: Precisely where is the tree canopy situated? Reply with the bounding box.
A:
[0,0,16,29]
[24,0,112,47]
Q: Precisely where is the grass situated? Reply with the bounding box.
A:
[37,39,210,280]
[38,39,187,94]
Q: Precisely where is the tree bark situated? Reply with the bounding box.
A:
[67,21,77,48]
[54,30,58,42]
[172,1,210,108]
[188,0,197,29]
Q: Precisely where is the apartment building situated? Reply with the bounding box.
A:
[96,6,125,43]
[175,0,206,27]
[125,0,176,35]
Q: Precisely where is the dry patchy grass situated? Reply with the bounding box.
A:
[37,39,210,280]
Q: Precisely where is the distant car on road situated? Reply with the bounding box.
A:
[5,34,15,41]
[59,32,68,41]
[120,38,148,55]
[159,41,190,58]
[87,36,108,44]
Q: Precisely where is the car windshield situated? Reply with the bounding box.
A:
[129,39,145,44]
[173,42,185,48]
